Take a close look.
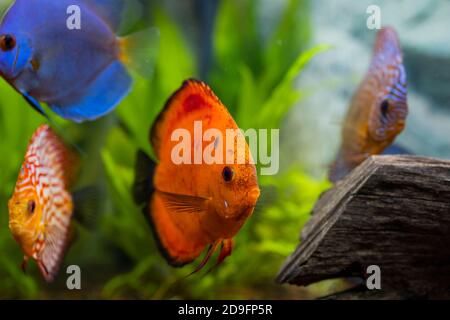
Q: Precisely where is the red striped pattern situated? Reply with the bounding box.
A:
[9,125,75,282]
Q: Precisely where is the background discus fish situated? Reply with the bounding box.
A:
[133,79,260,272]
[0,0,158,122]
[329,27,408,183]
[8,125,79,282]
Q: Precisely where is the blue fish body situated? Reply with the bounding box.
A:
[0,0,151,122]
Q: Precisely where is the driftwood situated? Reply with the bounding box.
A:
[276,155,450,299]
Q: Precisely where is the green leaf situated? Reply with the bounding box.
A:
[257,44,331,128]
[262,0,311,91]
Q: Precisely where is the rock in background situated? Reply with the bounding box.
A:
[283,0,450,177]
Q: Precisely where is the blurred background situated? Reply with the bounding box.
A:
[0,0,448,299]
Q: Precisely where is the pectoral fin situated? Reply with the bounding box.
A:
[157,190,210,215]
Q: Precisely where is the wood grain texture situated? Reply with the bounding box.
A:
[276,155,450,298]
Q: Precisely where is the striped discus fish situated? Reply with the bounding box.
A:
[329,27,408,183]
[8,125,78,282]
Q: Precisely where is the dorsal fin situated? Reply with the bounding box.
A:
[150,79,222,158]
[373,27,402,60]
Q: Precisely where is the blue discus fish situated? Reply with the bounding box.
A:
[0,0,158,122]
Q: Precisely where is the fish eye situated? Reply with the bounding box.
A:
[0,34,16,52]
[222,166,235,182]
[27,200,36,215]
[380,99,390,118]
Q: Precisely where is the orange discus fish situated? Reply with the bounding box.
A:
[8,124,78,282]
[329,27,408,182]
[134,79,260,271]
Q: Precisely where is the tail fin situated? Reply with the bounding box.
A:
[119,28,160,79]
[73,186,106,230]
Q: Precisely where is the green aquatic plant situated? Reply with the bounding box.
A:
[0,0,330,299]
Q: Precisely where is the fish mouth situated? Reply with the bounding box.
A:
[223,188,260,220]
